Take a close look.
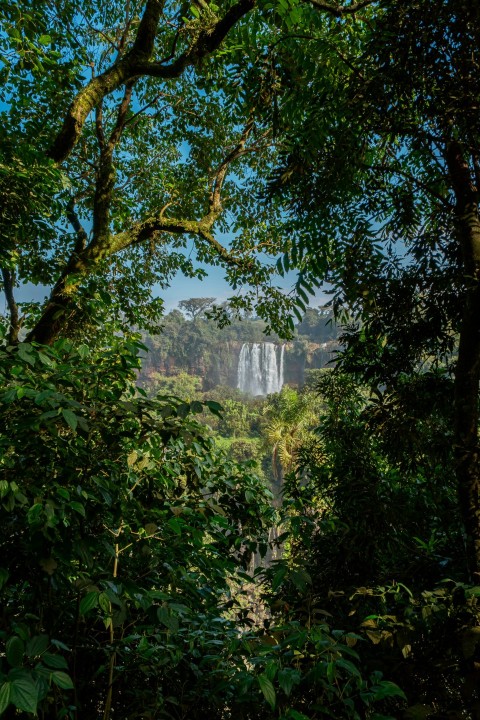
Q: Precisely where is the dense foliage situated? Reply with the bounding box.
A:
[2,0,480,718]
[0,339,405,720]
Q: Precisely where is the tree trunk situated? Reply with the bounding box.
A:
[1,267,21,344]
[447,141,480,577]
[25,251,95,345]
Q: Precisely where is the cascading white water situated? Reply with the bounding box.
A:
[237,342,285,396]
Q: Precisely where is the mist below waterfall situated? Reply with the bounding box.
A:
[237,342,284,396]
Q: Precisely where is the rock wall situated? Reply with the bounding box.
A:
[141,339,337,392]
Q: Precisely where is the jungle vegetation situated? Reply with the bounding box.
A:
[1,0,480,718]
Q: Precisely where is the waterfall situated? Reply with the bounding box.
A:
[237,342,285,396]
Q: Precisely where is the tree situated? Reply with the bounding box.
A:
[262,0,480,575]
[296,307,337,343]
[0,1,278,344]
[262,385,321,493]
[0,0,381,348]
[146,369,203,399]
[178,297,216,320]
[0,338,275,719]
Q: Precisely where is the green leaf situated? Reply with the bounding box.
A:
[0,567,9,590]
[17,343,35,366]
[10,676,38,714]
[277,667,301,696]
[177,403,190,419]
[157,606,179,633]
[285,710,310,720]
[69,501,85,517]
[371,680,407,702]
[272,564,288,592]
[293,305,303,323]
[62,408,78,431]
[37,352,56,368]
[42,653,68,670]
[258,673,276,709]
[38,34,51,45]
[79,591,99,615]
[336,657,361,678]
[205,400,223,416]
[51,671,74,690]
[167,517,182,535]
[98,592,111,615]
[290,567,312,592]
[56,487,70,500]
[27,502,43,525]
[51,639,70,652]
[285,711,310,720]
[6,636,24,668]
[0,682,11,715]
[26,634,49,658]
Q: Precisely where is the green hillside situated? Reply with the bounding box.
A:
[139,301,338,391]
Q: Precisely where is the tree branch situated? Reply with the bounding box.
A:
[305,0,375,16]
[364,162,452,210]
[47,0,256,164]
[66,200,89,254]
[109,81,135,147]
[208,117,255,217]
[93,83,135,245]
[29,118,259,344]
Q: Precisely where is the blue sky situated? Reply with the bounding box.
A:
[11,264,328,316]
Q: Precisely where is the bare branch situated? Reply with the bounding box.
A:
[80,9,120,53]
[116,0,133,58]
[208,118,255,217]
[109,81,135,147]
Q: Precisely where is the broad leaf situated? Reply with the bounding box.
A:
[51,671,74,690]
[258,673,276,709]
[6,636,24,668]
[42,653,68,670]
[26,634,49,658]
[62,408,78,431]
[0,682,11,715]
[10,676,38,714]
[79,591,99,615]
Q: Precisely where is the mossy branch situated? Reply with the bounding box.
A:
[47,0,256,164]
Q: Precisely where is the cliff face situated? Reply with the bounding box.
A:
[141,339,337,392]
[203,341,242,390]
[139,309,338,391]
[283,341,337,386]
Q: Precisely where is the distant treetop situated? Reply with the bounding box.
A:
[178,298,217,320]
